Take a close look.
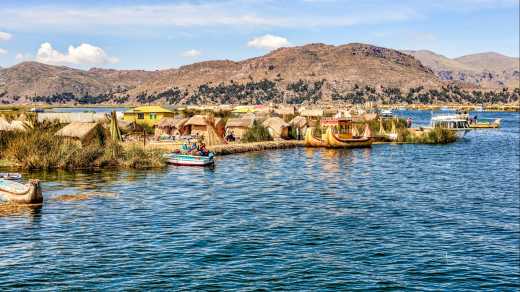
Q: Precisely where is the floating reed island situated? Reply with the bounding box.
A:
[0,104,473,171]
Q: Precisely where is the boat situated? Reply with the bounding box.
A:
[0,173,22,180]
[0,179,43,204]
[305,118,372,148]
[474,106,484,112]
[431,115,471,138]
[470,118,501,129]
[29,107,44,113]
[166,153,215,166]
[304,128,328,147]
[380,109,393,118]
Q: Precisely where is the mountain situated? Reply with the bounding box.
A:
[0,43,443,104]
[0,43,518,105]
[403,50,519,89]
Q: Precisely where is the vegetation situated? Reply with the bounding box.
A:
[241,121,273,143]
[0,122,166,170]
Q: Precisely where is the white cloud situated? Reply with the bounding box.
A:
[35,42,118,66]
[181,49,201,58]
[0,48,7,55]
[247,34,290,50]
[0,32,12,41]
[0,2,418,31]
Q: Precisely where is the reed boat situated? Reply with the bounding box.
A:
[469,118,501,129]
[304,127,328,147]
[166,153,215,166]
[305,118,372,148]
[0,179,43,204]
[325,127,372,148]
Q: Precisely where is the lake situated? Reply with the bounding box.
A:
[1,111,519,290]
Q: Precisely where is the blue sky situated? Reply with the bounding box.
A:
[0,0,518,70]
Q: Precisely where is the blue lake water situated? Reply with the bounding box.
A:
[1,111,519,290]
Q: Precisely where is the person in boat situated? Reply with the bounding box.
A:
[406,117,412,128]
[225,131,236,142]
[474,115,478,123]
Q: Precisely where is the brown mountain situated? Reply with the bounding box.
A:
[1,43,517,105]
[403,50,519,89]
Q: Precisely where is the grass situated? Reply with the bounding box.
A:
[241,121,273,143]
[0,122,166,170]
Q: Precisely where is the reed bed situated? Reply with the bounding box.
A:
[208,140,305,155]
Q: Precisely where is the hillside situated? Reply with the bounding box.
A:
[0,43,518,105]
[403,50,519,89]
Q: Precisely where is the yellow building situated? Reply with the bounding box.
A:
[123,106,174,127]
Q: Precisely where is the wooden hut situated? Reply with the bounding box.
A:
[154,117,189,137]
[55,122,103,145]
[225,117,255,141]
[262,117,289,140]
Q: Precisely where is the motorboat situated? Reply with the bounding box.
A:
[431,115,471,138]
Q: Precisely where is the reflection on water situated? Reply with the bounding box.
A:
[0,111,518,290]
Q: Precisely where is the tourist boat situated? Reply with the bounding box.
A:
[474,106,484,112]
[305,118,372,148]
[431,115,471,138]
[380,109,393,118]
[0,179,43,204]
[165,153,215,166]
[0,173,22,180]
[470,118,501,129]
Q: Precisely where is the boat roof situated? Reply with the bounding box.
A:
[431,115,467,122]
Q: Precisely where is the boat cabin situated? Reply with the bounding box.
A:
[320,118,357,139]
[431,116,470,129]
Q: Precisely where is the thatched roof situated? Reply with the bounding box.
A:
[126,105,173,113]
[0,118,26,131]
[185,115,209,126]
[274,106,295,116]
[226,117,255,128]
[0,117,11,131]
[9,120,26,131]
[55,122,100,140]
[157,117,189,129]
[299,109,324,117]
[289,116,307,128]
[262,117,289,130]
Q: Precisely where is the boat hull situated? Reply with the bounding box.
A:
[166,154,214,166]
[325,128,372,148]
[469,119,501,129]
[304,128,328,147]
[0,179,43,204]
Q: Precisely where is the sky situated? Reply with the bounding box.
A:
[0,0,518,70]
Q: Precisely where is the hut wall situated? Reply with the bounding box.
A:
[227,126,249,140]
[190,125,208,137]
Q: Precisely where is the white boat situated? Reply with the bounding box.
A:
[474,106,484,112]
[431,115,471,139]
[165,153,215,166]
[380,109,393,118]
[0,173,22,180]
[0,179,43,204]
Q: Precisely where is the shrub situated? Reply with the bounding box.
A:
[241,121,272,142]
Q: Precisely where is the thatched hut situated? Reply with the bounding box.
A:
[262,117,289,139]
[55,122,103,145]
[0,117,27,132]
[289,116,308,140]
[154,117,189,137]
[185,115,210,137]
[299,108,323,127]
[225,117,255,141]
[184,115,225,144]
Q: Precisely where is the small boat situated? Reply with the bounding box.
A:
[431,115,471,139]
[0,179,43,204]
[304,128,328,147]
[380,109,393,118]
[325,127,372,148]
[0,173,22,180]
[474,106,484,112]
[166,153,215,166]
[305,118,372,148]
[470,118,501,129]
[29,108,44,113]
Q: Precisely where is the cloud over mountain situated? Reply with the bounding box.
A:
[248,35,290,50]
[35,42,118,67]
